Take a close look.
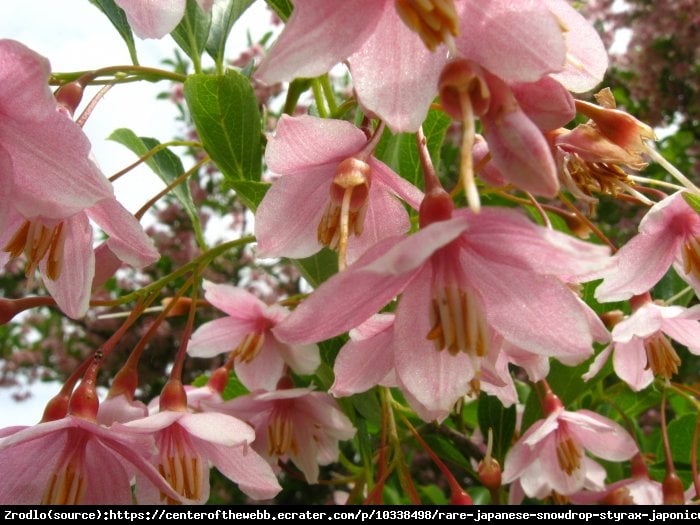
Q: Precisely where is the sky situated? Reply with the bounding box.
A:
[0,0,273,425]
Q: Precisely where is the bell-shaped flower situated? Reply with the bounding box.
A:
[0,393,179,505]
[594,192,700,302]
[256,1,606,133]
[254,115,422,265]
[502,393,637,499]
[274,198,610,422]
[0,40,159,318]
[207,385,356,484]
[188,281,320,391]
[584,301,700,391]
[117,380,281,503]
[114,0,213,39]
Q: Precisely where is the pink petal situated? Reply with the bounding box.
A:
[371,157,424,210]
[455,0,567,84]
[660,305,700,354]
[265,115,367,175]
[345,175,412,264]
[297,393,356,441]
[274,218,468,344]
[114,0,187,39]
[393,267,475,422]
[612,305,664,342]
[511,76,576,131]
[188,317,256,358]
[289,419,320,483]
[466,254,595,359]
[91,243,125,290]
[482,101,559,197]
[331,315,396,397]
[273,337,321,376]
[582,344,612,382]
[254,164,330,259]
[41,213,95,319]
[198,441,281,500]
[544,0,609,92]
[254,0,382,83]
[87,198,159,268]
[612,339,654,391]
[594,228,682,302]
[348,4,446,133]
[82,439,135,504]
[178,412,255,447]
[0,41,114,219]
[97,393,148,426]
[503,418,549,482]
[202,281,267,319]
[564,409,638,461]
[235,337,287,391]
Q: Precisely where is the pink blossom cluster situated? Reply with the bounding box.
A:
[1,0,699,506]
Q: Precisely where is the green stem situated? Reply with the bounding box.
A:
[109,140,203,182]
[49,65,187,86]
[311,78,329,118]
[320,74,338,115]
[113,236,256,306]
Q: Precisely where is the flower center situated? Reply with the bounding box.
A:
[395,0,459,52]
[317,157,371,270]
[555,431,582,476]
[681,235,700,282]
[427,285,489,358]
[42,431,87,504]
[267,410,298,457]
[644,331,680,379]
[157,425,204,503]
[231,331,266,363]
[4,219,66,280]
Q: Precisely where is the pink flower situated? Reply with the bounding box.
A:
[0,40,159,318]
[208,386,356,484]
[275,204,609,421]
[594,192,700,302]
[114,0,213,39]
[118,408,281,503]
[256,1,606,133]
[254,115,422,264]
[502,395,637,499]
[188,281,321,391]
[0,415,179,504]
[584,302,700,391]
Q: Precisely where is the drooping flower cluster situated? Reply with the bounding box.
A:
[2,0,699,507]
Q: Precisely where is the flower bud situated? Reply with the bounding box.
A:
[662,471,685,504]
[478,456,502,491]
[450,490,474,505]
[54,81,85,116]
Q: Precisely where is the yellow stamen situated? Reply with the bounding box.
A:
[42,435,87,504]
[682,235,700,282]
[267,412,297,456]
[555,434,582,475]
[231,331,266,364]
[158,429,204,503]
[427,286,489,358]
[644,332,680,380]
[317,158,371,270]
[3,219,67,280]
[395,0,459,52]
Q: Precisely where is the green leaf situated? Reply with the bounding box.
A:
[205,0,256,68]
[265,0,293,20]
[171,0,212,66]
[222,370,250,400]
[88,0,137,62]
[293,248,338,288]
[683,192,700,214]
[374,108,451,190]
[655,413,699,467]
[477,392,516,464]
[228,180,270,211]
[108,128,202,233]
[184,70,262,182]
